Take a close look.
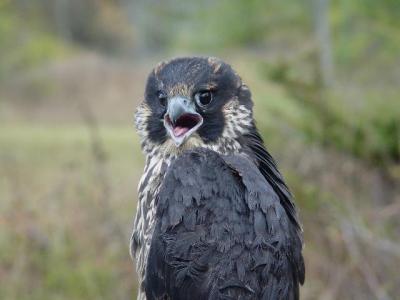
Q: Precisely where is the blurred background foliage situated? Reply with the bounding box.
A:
[0,0,399,299]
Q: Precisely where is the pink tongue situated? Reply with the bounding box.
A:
[173,126,189,137]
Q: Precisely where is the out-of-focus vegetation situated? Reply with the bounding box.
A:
[0,0,399,299]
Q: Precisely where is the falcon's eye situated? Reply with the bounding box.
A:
[194,90,213,107]
[157,91,167,107]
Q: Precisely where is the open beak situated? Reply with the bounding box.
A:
[163,96,203,146]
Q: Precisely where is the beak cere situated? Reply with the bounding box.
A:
[163,96,203,146]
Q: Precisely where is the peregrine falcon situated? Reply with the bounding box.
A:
[131,57,305,300]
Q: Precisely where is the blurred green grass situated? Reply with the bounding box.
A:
[0,125,142,300]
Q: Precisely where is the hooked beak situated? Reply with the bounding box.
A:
[163,96,203,146]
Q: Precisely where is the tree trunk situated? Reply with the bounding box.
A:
[53,0,72,40]
[313,0,334,87]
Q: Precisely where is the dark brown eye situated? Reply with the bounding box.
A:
[157,91,167,107]
[195,90,213,107]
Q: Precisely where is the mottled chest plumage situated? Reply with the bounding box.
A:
[130,154,171,299]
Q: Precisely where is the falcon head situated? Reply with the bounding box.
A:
[136,57,254,155]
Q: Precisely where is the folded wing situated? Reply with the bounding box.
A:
[145,148,304,300]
